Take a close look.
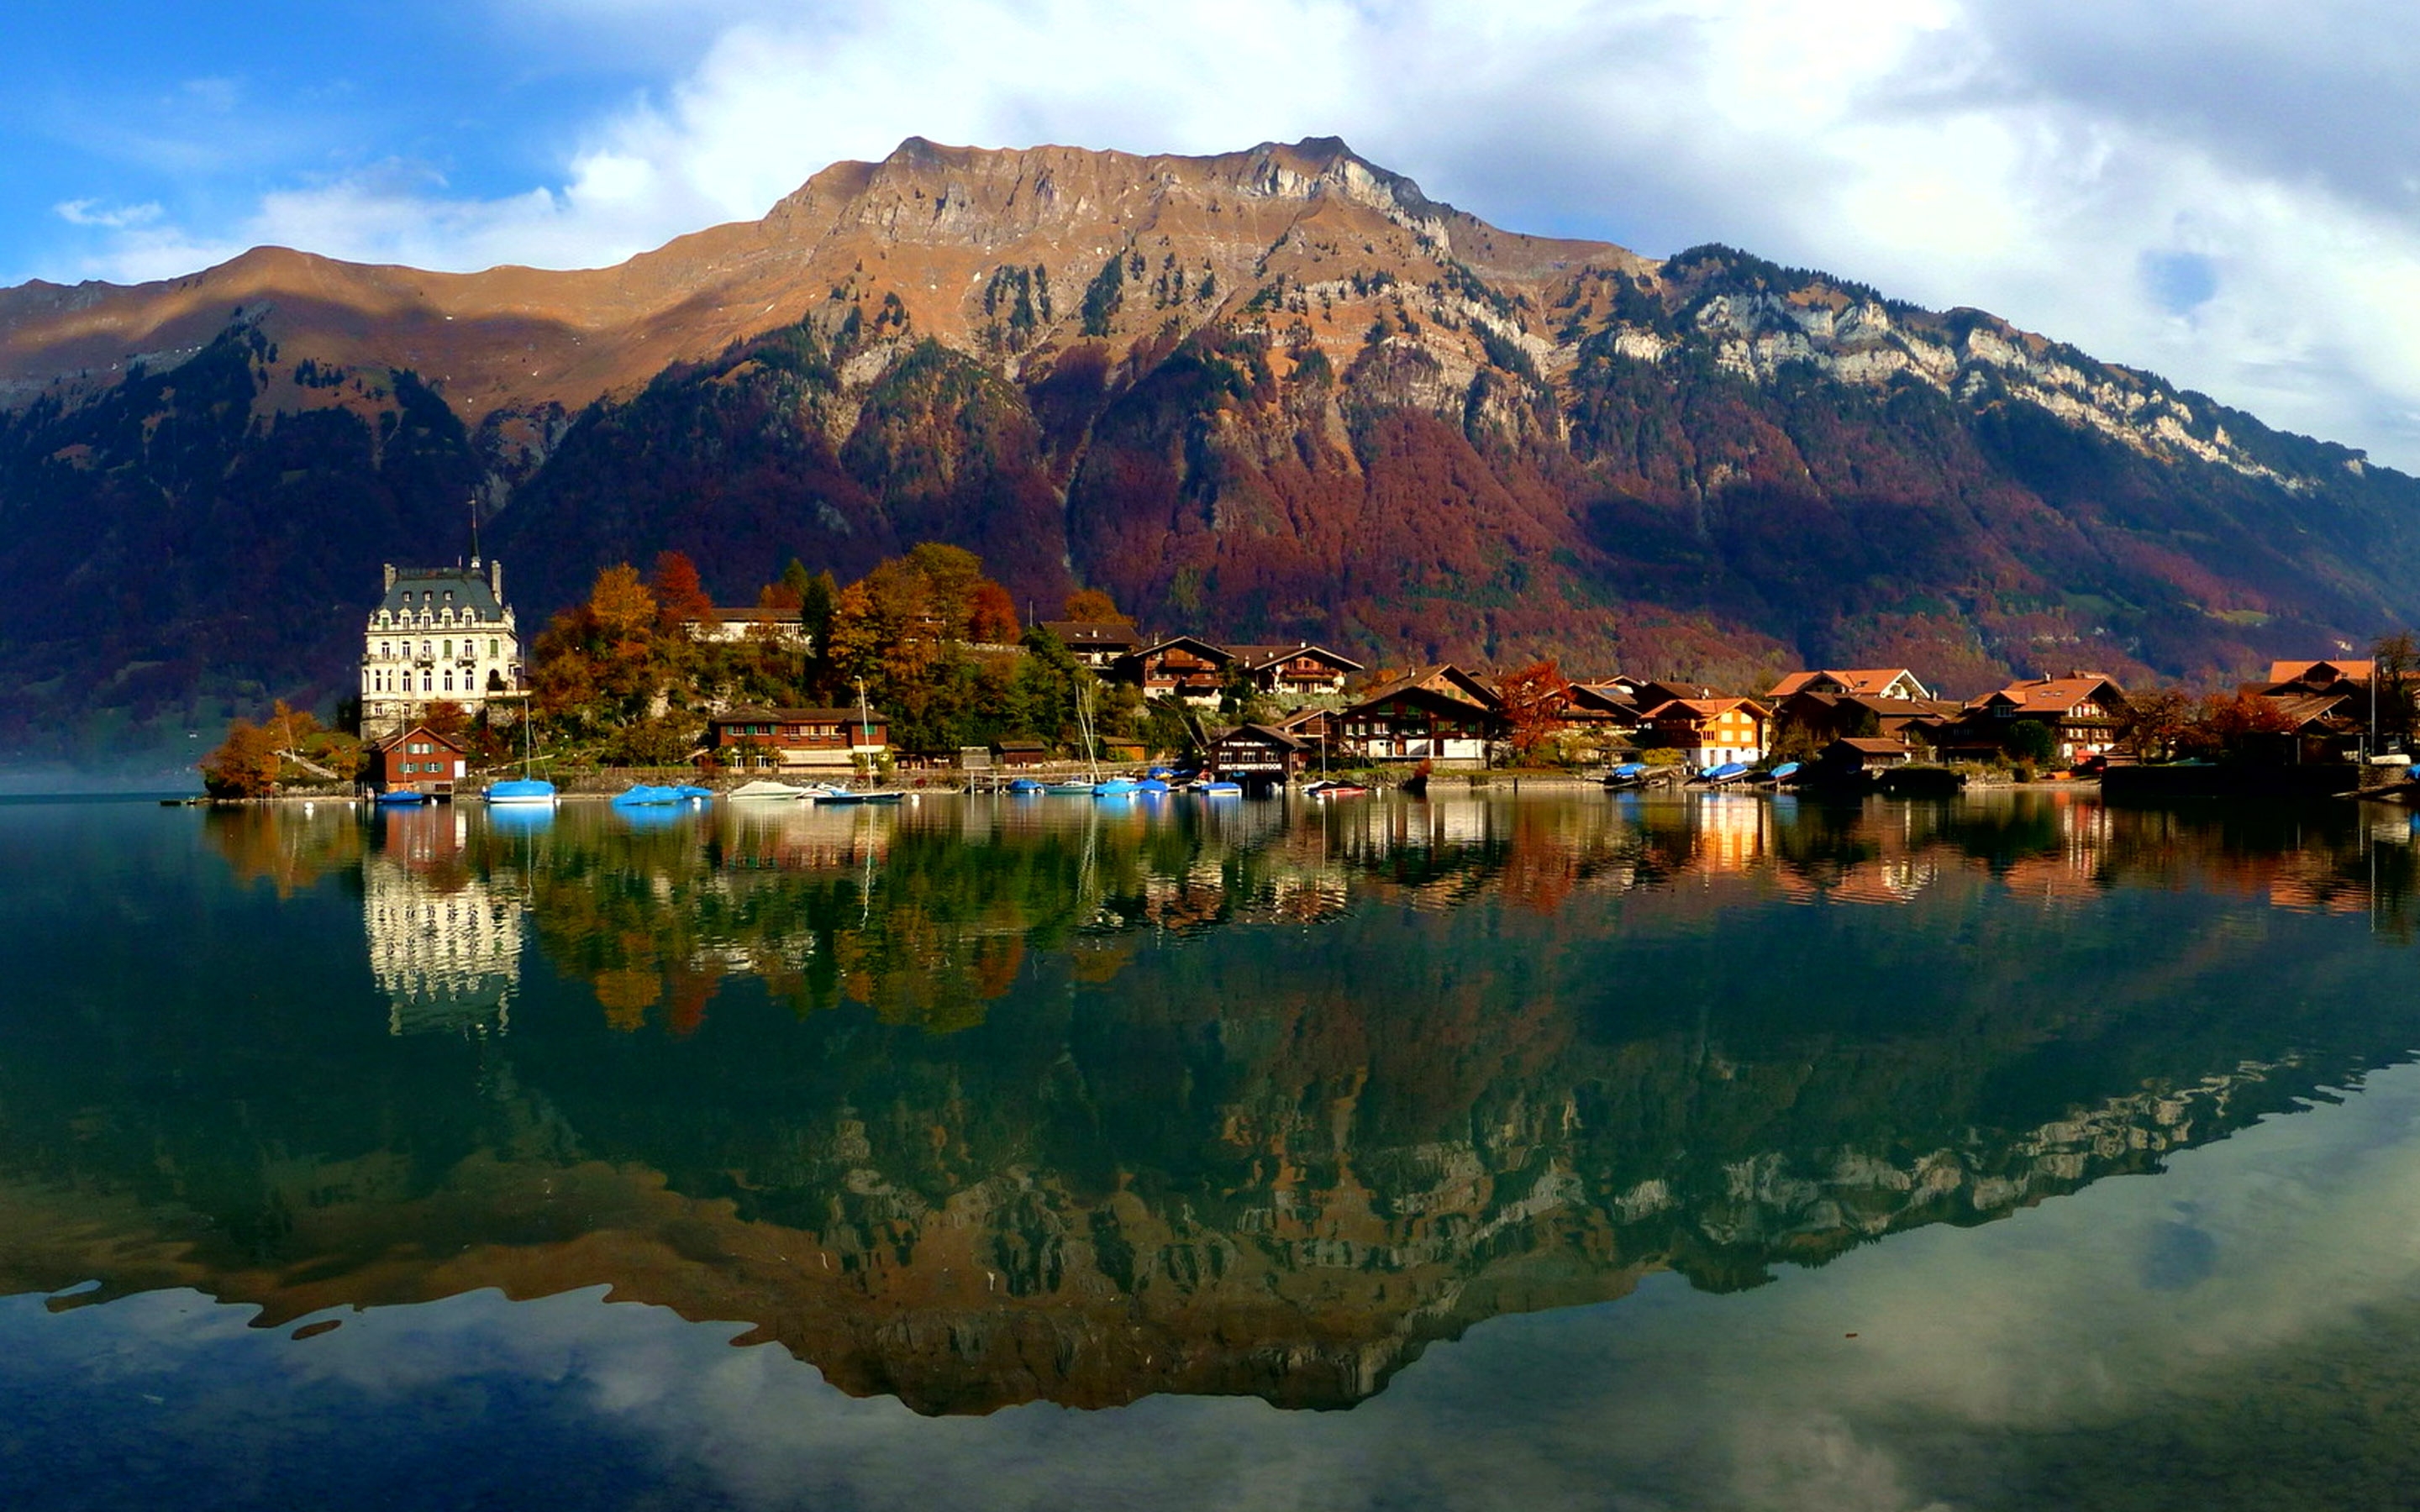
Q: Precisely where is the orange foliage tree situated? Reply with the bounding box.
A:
[1494,659,1571,762]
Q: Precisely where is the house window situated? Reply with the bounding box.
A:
[422,672,433,692]
[489,639,499,658]
[443,640,452,659]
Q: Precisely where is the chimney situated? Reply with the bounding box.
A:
[490,559,504,603]
[382,563,396,591]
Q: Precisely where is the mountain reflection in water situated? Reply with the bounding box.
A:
[3,790,2418,1425]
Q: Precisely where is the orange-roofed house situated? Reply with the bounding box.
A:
[1765,668,1935,701]
[1961,673,2131,761]
[1641,697,1770,769]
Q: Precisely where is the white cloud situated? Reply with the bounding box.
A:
[43,0,2420,467]
[53,199,165,230]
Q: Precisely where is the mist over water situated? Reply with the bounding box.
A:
[4,790,2419,1509]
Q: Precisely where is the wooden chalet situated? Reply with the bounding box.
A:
[989,738,1053,768]
[1207,723,1310,780]
[1042,620,1142,669]
[1226,643,1364,697]
[1336,665,1503,764]
[1766,668,1935,701]
[1956,673,2130,761]
[1773,690,1958,749]
[1816,736,1913,774]
[1122,636,1236,704]
[708,706,890,769]
[1639,697,1770,769]
[372,725,469,797]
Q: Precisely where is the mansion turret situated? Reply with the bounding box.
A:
[360,559,523,740]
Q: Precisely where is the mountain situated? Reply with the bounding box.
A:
[4,135,2417,757]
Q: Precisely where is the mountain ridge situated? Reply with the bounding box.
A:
[0,136,2413,755]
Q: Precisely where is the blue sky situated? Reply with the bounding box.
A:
[8,0,2419,470]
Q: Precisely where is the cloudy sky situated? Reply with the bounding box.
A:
[8,0,2418,467]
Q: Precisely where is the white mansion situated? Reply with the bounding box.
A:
[360,559,524,739]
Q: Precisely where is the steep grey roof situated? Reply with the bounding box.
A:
[380,564,504,619]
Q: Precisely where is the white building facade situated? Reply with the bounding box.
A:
[360,559,523,739]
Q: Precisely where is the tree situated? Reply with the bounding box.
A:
[2003,718,2057,765]
[650,550,715,634]
[589,563,658,644]
[2373,631,2419,747]
[2120,687,2192,762]
[1494,659,1571,762]
[1062,588,1130,623]
[200,719,281,797]
[969,580,1021,643]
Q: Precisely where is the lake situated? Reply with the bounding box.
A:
[3,788,2419,1509]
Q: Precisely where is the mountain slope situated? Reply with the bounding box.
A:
[3,136,2415,756]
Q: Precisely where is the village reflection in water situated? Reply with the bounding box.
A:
[5,790,2418,1422]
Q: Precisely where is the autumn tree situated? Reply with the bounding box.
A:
[200,719,281,797]
[1062,588,1131,624]
[650,550,716,635]
[2120,687,2192,762]
[1495,659,1571,762]
[969,580,1021,643]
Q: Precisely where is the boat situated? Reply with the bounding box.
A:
[821,788,906,806]
[484,716,556,806]
[1695,762,1751,785]
[1304,780,1370,798]
[1005,778,1047,795]
[729,780,812,801]
[1602,762,1648,789]
[673,785,715,801]
[1195,780,1243,796]
[611,784,684,806]
[1765,761,1802,785]
[1041,781,1097,795]
[1134,778,1171,795]
[374,788,428,806]
[1093,777,1140,798]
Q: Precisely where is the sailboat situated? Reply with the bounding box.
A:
[485,708,556,805]
[1049,680,1102,794]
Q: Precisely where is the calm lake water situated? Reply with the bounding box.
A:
[5,789,2420,1509]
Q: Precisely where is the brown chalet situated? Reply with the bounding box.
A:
[1773,690,1958,749]
[1123,636,1234,703]
[1958,673,2130,761]
[1227,643,1364,698]
[1207,723,1310,780]
[373,725,469,796]
[708,706,890,769]
[1042,620,1141,669]
[1336,665,1502,763]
